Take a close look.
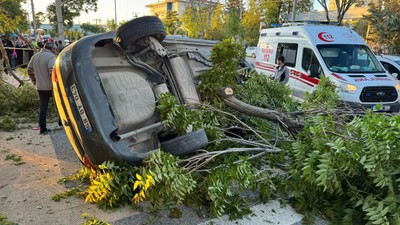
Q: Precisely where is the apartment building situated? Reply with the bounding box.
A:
[146,0,215,19]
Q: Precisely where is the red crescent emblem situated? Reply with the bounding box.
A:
[318,32,334,42]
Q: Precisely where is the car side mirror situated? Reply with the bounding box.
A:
[392,72,398,79]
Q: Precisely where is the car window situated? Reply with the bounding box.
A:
[381,61,400,76]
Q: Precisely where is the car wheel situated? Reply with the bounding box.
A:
[161,129,208,156]
[252,53,256,58]
[116,16,166,51]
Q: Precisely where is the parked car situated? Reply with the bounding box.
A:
[52,16,222,168]
[376,55,400,79]
[42,34,51,42]
[380,54,400,65]
[246,46,257,58]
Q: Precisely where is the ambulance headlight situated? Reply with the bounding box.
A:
[395,83,400,91]
[343,84,358,93]
[334,81,358,94]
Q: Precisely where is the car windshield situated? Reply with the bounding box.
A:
[317,44,385,73]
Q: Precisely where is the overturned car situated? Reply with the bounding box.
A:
[53,16,217,167]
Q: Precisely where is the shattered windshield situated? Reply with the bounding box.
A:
[317,44,385,73]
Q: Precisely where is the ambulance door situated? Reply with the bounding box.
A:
[276,43,299,96]
[294,47,322,98]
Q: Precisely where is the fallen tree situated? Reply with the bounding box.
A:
[50,39,400,224]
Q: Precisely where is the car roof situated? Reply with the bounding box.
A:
[380,54,400,63]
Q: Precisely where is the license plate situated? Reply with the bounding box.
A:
[70,84,93,133]
[371,105,391,112]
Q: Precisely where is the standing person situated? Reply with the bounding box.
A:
[27,42,57,135]
[273,55,289,84]
[56,40,64,53]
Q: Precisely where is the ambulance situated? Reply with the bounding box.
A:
[254,23,400,112]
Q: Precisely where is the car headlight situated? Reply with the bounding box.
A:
[395,83,400,91]
[333,81,358,94]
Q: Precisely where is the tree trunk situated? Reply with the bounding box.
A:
[219,87,304,132]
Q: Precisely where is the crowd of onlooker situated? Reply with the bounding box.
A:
[1,34,69,71]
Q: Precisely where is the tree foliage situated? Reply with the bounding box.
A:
[316,0,358,24]
[49,37,400,225]
[242,0,261,46]
[180,1,222,39]
[162,11,181,35]
[364,1,400,54]
[46,0,98,29]
[289,110,400,224]
[0,0,29,33]
[224,9,243,40]
[80,23,106,35]
[260,0,313,26]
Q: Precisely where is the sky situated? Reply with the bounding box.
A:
[23,0,323,25]
[23,0,159,24]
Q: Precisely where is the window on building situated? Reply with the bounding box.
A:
[167,2,173,11]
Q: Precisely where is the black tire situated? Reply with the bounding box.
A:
[161,129,208,156]
[116,16,166,51]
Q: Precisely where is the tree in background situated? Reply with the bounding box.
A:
[242,0,261,46]
[0,0,29,33]
[225,0,244,40]
[180,0,220,39]
[106,19,116,31]
[162,11,180,35]
[364,0,400,54]
[316,0,358,24]
[46,0,98,30]
[80,22,106,35]
[34,12,46,29]
[260,0,284,26]
[260,0,313,26]
[64,29,84,41]
[204,4,225,40]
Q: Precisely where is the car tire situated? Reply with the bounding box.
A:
[161,129,208,156]
[116,16,166,51]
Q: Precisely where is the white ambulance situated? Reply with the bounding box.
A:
[255,23,400,112]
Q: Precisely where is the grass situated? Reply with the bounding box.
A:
[5,154,25,165]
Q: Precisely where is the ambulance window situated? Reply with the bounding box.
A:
[302,48,320,72]
[277,43,297,67]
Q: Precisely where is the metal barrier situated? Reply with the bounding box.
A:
[3,47,35,68]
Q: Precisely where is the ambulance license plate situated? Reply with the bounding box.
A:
[371,105,391,112]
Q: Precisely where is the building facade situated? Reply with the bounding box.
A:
[146,0,215,19]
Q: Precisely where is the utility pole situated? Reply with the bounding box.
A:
[55,0,65,42]
[114,0,118,29]
[240,0,243,20]
[291,0,297,22]
[94,19,100,26]
[30,0,38,41]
